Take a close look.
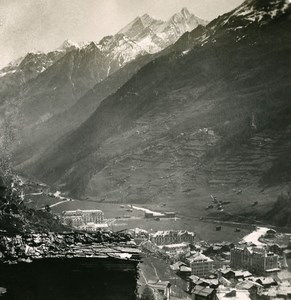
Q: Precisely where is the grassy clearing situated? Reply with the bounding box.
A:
[49,200,251,242]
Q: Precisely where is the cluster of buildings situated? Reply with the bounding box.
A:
[165,234,291,300]
[61,209,108,231]
[230,245,279,275]
[171,251,214,279]
[185,265,291,300]
[149,230,195,246]
[132,226,291,300]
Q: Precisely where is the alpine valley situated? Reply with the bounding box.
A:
[1,0,291,227]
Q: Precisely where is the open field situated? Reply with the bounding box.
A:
[48,199,252,243]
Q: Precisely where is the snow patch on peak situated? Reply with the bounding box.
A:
[115,8,208,56]
[58,39,80,51]
[222,0,291,27]
[140,13,158,27]
[181,7,190,16]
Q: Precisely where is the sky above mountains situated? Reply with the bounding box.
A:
[0,0,243,68]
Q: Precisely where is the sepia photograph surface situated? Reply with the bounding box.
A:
[0,0,290,299]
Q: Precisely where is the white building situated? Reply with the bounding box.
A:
[160,242,190,257]
[188,252,214,277]
[79,222,108,231]
[62,209,104,228]
[150,230,195,245]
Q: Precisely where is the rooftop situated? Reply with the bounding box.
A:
[0,232,141,264]
[161,242,189,249]
[192,285,214,297]
[151,230,195,237]
[188,252,213,263]
[216,287,251,300]
[147,280,170,289]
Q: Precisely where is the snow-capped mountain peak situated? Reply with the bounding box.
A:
[0,7,208,89]
[117,8,208,54]
[181,7,191,18]
[233,0,290,21]
[180,0,291,51]
[58,39,80,51]
[140,13,159,27]
[213,0,290,29]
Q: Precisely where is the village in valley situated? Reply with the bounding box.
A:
[55,194,291,300]
[4,176,290,299]
[0,0,290,298]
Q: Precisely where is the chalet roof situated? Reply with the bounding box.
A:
[219,268,232,275]
[179,266,191,272]
[189,275,219,287]
[256,277,277,285]
[0,232,141,264]
[234,270,252,278]
[236,280,262,290]
[192,285,214,297]
[216,288,251,300]
[170,261,186,271]
[189,275,200,282]
[148,280,170,290]
[219,276,232,287]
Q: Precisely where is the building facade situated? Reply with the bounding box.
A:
[62,209,104,227]
[147,280,171,300]
[150,230,195,245]
[189,252,214,278]
[230,246,279,275]
[161,243,190,256]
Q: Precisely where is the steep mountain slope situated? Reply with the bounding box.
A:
[13,54,155,167]
[0,31,146,144]
[0,38,82,107]
[26,0,291,212]
[264,192,291,227]
[3,8,204,129]
[17,42,110,128]
[8,37,145,131]
[0,50,66,109]
[9,8,206,168]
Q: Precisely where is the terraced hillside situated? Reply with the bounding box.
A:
[26,0,291,218]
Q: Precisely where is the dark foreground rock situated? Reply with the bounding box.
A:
[0,232,141,300]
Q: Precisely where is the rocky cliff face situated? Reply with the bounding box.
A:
[118,8,207,53]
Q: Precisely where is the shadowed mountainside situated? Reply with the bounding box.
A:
[25,0,291,216]
[5,9,207,170]
[13,54,155,168]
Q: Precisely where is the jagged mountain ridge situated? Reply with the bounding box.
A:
[25,0,291,217]
[0,50,66,107]
[0,38,82,104]
[0,7,206,158]
[118,8,208,53]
